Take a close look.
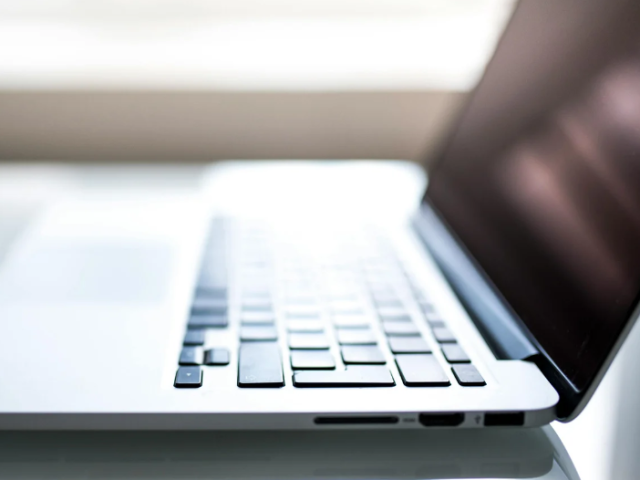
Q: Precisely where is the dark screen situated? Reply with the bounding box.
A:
[427,0,640,390]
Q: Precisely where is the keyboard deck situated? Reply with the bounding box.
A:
[174,218,486,389]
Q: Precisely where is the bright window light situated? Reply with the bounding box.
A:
[0,0,515,90]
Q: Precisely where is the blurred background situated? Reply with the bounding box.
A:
[1,2,640,480]
[0,0,513,163]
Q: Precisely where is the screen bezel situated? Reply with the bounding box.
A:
[422,0,640,419]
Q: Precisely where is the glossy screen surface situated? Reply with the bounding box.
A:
[427,0,640,390]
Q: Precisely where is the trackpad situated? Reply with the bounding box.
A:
[0,241,173,304]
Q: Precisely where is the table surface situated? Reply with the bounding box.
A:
[0,162,638,480]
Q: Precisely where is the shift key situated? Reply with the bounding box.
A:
[238,343,285,387]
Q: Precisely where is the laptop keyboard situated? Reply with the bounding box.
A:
[174,218,486,389]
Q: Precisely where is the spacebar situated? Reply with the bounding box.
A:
[293,367,395,387]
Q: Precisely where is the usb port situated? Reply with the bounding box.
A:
[484,412,525,426]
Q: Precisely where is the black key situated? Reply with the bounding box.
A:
[196,287,227,299]
[383,321,420,336]
[326,292,359,302]
[183,329,206,346]
[330,301,363,315]
[191,298,228,314]
[427,319,446,328]
[377,307,411,322]
[188,314,228,329]
[332,314,370,328]
[441,344,471,363]
[341,345,386,364]
[418,300,436,313]
[388,337,431,353]
[238,343,284,387]
[242,300,273,312]
[290,351,335,370]
[284,294,317,305]
[240,326,278,341]
[293,366,395,387]
[174,366,203,388]
[287,320,324,333]
[452,364,486,386]
[285,306,321,318]
[373,297,402,309]
[198,277,227,291]
[242,289,271,299]
[179,347,203,366]
[241,312,275,325]
[371,290,400,301]
[204,348,230,365]
[432,327,457,343]
[424,311,443,323]
[336,329,377,345]
[395,354,450,386]
[288,333,330,350]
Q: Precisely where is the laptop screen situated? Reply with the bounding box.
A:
[426,0,640,391]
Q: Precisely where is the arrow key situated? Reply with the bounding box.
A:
[174,366,203,388]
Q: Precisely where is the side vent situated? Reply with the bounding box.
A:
[314,416,399,425]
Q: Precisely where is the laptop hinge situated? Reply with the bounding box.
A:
[413,202,539,360]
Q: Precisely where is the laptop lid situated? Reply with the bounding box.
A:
[423,0,640,420]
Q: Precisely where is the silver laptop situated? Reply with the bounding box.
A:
[0,0,639,429]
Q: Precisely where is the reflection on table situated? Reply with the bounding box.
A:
[0,427,577,479]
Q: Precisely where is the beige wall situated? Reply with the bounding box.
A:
[0,90,465,163]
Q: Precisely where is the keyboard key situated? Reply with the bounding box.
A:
[433,327,457,343]
[204,348,230,365]
[196,287,227,299]
[179,347,203,366]
[242,300,273,312]
[191,298,227,314]
[441,344,471,363]
[341,346,386,364]
[388,337,431,353]
[336,329,377,345]
[287,320,324,333]
[418,300,436,313]
[183,329,206,346]
[284,295,317,305]
[326,292,359,302]
[374,298,404,308]
[330,301,363,315]
[240,326,278,341]
[377,307,411,322]
[332,314,370,328]
[174,366,203,388]
[293,366,395,387]
[424,311,443,323]
[383,321,420,336]
[427,319,446,328]
[452,365,486,386]
[285,305,320,318]
[290,351,336,370]
[395,354,450,386]
[198,277,227,291]
[238,343,284,387]
[242,289,272,299]
[188,314,228,329]
[241,312,276,325]
[198,272,227,291]
[288,333,330,350]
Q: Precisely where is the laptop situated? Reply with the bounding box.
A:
[0,0,639,429]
